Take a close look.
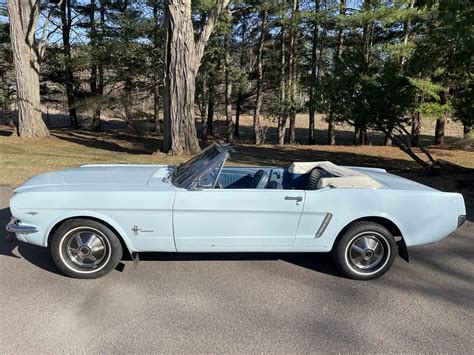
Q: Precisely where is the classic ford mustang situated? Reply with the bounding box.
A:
[6,143,466,280]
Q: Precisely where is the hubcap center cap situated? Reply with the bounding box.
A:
[363,249,374,260]
[79,246,91,256]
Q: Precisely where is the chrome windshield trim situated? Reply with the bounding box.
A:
[6,218,38,234]
[172,143,231,189]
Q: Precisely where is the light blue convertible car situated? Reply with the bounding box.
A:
[7,143,466,280]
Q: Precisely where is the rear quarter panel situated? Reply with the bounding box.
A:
[299,187,460,250]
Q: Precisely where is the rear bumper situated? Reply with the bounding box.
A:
[5,217,38,235]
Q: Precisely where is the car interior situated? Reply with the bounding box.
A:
[217,166,333,190]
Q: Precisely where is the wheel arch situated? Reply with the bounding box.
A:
[46,215,134,257]
[332,216,409,262]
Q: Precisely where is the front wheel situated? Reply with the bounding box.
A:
[51,219,123,279]
[333,221,397,280]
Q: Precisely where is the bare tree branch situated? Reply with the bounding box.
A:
[194,0,230,68]
[38,1,63,59]
[399,125,436,163]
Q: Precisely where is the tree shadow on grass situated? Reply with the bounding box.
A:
[0,127,14,136]
[229,143,420,172]
[52,129,161,155]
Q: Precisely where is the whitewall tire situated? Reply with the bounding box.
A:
[51,219,123,279]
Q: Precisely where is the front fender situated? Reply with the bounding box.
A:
[43,211,138,252]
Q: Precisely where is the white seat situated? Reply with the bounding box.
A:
[289,161,382,189]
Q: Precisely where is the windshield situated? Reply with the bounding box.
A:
[172,144,224,188]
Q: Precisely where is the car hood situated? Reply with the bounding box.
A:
[15,164,172,193]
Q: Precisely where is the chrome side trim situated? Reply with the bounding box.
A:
[6,218,38,234]
[315,213,332,238]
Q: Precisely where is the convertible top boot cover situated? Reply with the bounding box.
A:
[288,161,383,189]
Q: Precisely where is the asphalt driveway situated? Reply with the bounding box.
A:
[0,186,473,353]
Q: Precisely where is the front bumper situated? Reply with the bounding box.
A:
[5,217,38,235]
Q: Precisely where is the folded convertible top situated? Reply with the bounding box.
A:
[288,161,383,189]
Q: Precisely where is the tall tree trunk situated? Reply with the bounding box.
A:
[354,123,361,145]
[434,92,447,145]
[152,0,161,134]
[89,0,102,130]
[277,12,287,146]
[7,0,49,137]
[163,0,229,155]
[463,125,471,139]
[327,0,345,145]
[434,118,445,145]
[360,124,368,145]
[235,17,247,137]
[153,86,160,133]
[384,120,393,146]
[224,32,233,143]
[207,81,214,137]
[200,74,208,142]
[124,79,134,128]
[464,125,471,139]
[359,0,373,146]
[61,0,78,128]
[411,112,421,146]
[400,1,414,69]
[90,0,105,131]
[308,0,320,145]
[384,131,392,146]
[327,119,336,145]
[287,0,299,144]
[235,90,242,137]
[253,10,267,145]
[164,0,200,154]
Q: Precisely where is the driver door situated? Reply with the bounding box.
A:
[173,189,305,251]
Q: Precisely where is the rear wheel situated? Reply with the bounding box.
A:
[333,221,396,280]
[51,219,123,279]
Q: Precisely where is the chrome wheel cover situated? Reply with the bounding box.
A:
[63,228,109,270]
[346,232,387,273]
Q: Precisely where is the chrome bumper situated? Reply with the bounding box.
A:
[6,218,38,234]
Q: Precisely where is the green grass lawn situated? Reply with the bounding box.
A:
[1,125,473,188]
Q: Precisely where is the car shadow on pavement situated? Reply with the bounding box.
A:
[138,252,342,277]
[1,205,341,278]
[0,207,64,275]
[1,203,342,278]
[0,207,19,259]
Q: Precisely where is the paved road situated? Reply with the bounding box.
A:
[0,186,473,353]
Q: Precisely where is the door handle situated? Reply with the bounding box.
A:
[285,196,304,203]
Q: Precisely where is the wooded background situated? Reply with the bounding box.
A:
[0,0,472,162]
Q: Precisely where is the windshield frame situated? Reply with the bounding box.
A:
[171,143,231,189]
